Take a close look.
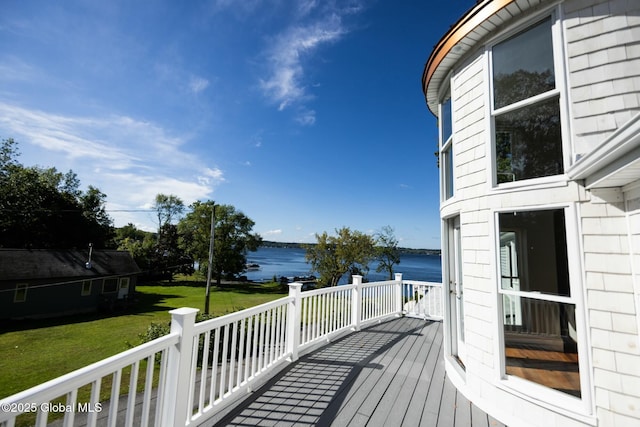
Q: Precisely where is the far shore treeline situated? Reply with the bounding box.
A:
[260,240,441,256]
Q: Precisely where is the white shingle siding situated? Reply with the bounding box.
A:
[579,181,640,424]
[565,0,640,154]
[452,56,487,198]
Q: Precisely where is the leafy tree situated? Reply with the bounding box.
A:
[178,201,262,285]
[147,193,186,279]
[154,194,185,231]
[375,226,400,280]
[305,227,376,287]
[116,224,155,274]
[0,137,20,174]
[0,138,114,248]
[153,223,194,280]
[116,223,149,242]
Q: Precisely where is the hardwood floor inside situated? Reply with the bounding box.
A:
[505,346,580,397]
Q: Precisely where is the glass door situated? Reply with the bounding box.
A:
[448,216,465,366]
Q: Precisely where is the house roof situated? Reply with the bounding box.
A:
[0,249,141,281]
[422,0,538,115]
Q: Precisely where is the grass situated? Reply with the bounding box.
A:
[0,277,287,400]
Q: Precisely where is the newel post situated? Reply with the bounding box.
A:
[287,283,303,362]
[351,275,363,331]
[162,307,199,427]
[395,273,403,316]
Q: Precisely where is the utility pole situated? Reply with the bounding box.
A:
[204,203,215,315]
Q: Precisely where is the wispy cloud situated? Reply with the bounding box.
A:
[295,108,316,126]
[263,229,283,236]
[189,76,210,94]
[259,2,362,116]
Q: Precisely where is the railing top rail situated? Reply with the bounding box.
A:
[402,280,442,287]
[361,279,398,288]
[300,284,355,297]
[0,332,179,411]
[193,295,293,334]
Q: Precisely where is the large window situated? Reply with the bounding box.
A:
[102,278,118,293]
[491,17,563,184]
[440,94,454,200]
[498,209,580,398]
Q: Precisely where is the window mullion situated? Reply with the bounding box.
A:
[498,288,574,304]
[493,87,560,116]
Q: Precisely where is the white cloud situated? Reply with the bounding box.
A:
[189,76,210,94]
[259,13,346,112]
[263,229,283,236]
[295,108,316,126]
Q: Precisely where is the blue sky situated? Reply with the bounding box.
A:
[1,0,472,249]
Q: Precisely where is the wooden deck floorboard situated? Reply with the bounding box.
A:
[209,317,506,427]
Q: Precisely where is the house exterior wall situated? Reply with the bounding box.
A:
[428,1,640,426]
[0,275,137,320]
[564,0,640,155]
[579,188,640,425]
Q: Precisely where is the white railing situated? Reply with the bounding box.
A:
[0,275,442,427]
[402,280,443,321]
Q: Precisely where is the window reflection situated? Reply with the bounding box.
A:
[443,145,453,200]
[495,96,562,183]
[493,18,555,110]
[442,97,452,142]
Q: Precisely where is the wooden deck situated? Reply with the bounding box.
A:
[209,317,506,427]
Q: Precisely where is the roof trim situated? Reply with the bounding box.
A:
[422,0,516,115]
[567,112,640,189]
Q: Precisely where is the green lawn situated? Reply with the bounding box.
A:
[0,280,286,400]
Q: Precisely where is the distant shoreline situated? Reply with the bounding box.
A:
[260,240,441,256]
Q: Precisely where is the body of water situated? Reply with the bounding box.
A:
[244,246,442,284]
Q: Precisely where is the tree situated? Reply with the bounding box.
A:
[375,226,400,280]
[148,193,186,278]
[305,227,376,287]
[0,137,20,174]
[116,223,155,275]
[153,223,193,280]
[153,194,185,231]
[178,201,262,285]
[0,138,114,248]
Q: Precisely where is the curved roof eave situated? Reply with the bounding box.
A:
[422,0,522,116]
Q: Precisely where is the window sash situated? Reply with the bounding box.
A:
[496,207,582,400]
[14,284,28,303]
[489,12,566,187]
[81,280,92,296]
[440,90,454,201]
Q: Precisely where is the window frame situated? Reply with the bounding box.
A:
[14,283,28,303]
[487,7,571,190]
[102,278,118,294]
[81,280,92,296]
[493,203,592,417]
[440,86,455,202]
